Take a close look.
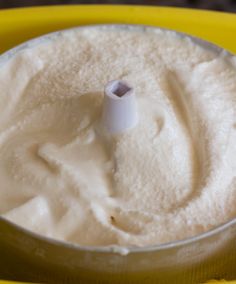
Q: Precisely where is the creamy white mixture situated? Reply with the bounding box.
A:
[0,26,236,247]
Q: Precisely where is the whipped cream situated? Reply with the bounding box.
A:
[0,26,236,247]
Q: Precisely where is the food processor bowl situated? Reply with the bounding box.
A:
[0,25,236,284]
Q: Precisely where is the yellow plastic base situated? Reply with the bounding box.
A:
[0,5,236,55]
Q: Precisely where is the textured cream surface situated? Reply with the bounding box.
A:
[0,26,236,247]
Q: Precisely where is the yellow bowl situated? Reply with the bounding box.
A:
[0,5,236,284]
[0,5,236,55]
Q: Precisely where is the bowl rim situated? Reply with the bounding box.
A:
[0,23,235,255]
